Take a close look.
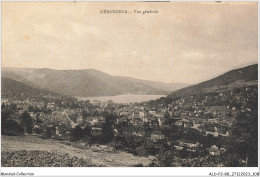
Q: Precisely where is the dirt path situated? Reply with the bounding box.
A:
[1,135,151,167]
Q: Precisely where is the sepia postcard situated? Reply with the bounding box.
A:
[1,1,259,176]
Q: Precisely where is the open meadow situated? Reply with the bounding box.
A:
[1,135,152,167]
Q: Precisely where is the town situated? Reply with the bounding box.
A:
[2,84,257,167]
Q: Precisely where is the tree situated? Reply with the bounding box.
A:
[223,153,240,167]
[4,120,24,135]
[1,107,14,134]
[70,125,84,141]
[35,113,43,125]
[21,111,33,134]
[82,110,90,120]
[1,102,6,109]
[163,112,174,126]
[1,108,12,129]
[101,113,116,143]
[70,124,92,142]
[227,92,258,167]
[157,147,179,167]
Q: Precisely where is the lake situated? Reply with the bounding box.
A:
[77,95,166,103]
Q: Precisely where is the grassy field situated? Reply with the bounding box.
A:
[1,135,152,167]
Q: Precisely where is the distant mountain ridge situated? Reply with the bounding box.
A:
[1,77,69,100]
[2,67,189,97]
[167,64,258,99]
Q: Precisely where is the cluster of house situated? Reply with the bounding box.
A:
[1,96,234,144]
[174,139,201,152]
[3,85,256,154]
[175,118,231,138]
[173,139,226,156]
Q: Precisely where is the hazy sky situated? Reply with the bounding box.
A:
[2,2,258,84]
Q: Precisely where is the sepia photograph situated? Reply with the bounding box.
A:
[1,1,259,175]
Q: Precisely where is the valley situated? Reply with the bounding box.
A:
[1,64,258,167]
